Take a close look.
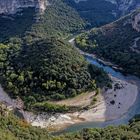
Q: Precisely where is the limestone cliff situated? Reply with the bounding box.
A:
[132,12,140,32]
[0,0,139,15]
[0,0,47,14]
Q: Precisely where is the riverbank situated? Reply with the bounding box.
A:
[0,69,138,133]
[19,76,138,132]
[69,38,124,72]
[76,77,138,122]
[0,72,138,133]
[0,38,139,133]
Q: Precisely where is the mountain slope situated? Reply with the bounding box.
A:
[28,0,85,39]
[0,104,51,140]
[0,0,139,16]
[0,8,36,42]
[1,0,140,42]
[65,0,140,27]
[75,9,140,76]
[65,0,117,27]
[0,38,111,111]
[0,0,86,42]
[0,0,47,14]
[1,103,140,140]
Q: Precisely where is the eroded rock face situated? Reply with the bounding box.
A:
[0,0,47,14]
[132,13,140,32]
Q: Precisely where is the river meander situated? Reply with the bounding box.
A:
[54,40,140,134]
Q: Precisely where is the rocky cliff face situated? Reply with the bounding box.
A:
[74,0,140,16]
[0,0,47,14]
[115,0,140,15]
[132,12,140,32]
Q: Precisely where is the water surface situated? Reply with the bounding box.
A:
[55,55,140,134]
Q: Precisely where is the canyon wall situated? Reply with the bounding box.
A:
[0,0,47,14]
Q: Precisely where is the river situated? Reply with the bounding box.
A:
[0,37,140,135]
[53,39,140,134]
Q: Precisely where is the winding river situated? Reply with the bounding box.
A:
[54,39,140,134]
[0,37,140,135]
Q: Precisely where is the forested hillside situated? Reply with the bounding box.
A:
[28,0,86,39]
[0,0,86,42]
[0,8,36,42]
[1,104,140,140]
[57,117,140,140]
[75,9,140,77]
[1,0,140,139]
[1,0,139,43]
[0,104,51,140]
[65,0,117,27]
[0,0,118,42]
[0,0,111,113]
[0,38,111,111]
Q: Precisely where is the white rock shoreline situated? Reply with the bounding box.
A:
[23,76,138,132]
[0,73,138,132]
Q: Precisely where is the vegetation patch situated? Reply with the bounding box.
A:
[75,10,140,77]
[0,38,111,112]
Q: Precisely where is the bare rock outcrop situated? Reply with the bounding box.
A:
[0,0,48,14]
[132,13,140,32]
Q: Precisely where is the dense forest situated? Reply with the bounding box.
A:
[0,0,123,43]
[27,0,86,39]
[75,9,140,77]
[0,0,112,113]
[65,0,117,27]
[0,38,111,111]
[0,8,36,42]
[1,0,140,139]
[0,0,86,42]
[0,0,139,43]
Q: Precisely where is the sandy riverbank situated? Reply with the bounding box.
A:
[0,38,138,132]
[0,75,138,132]
[0,74,138,132]
[75,77,138,121]
[26,76,138,132]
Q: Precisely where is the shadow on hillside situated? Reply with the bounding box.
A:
[0,8,36,42]
[64,0,117,27]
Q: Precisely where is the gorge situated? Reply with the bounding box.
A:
[0,0,140,139]
[0,0,47,14]
[0,0,140,16]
